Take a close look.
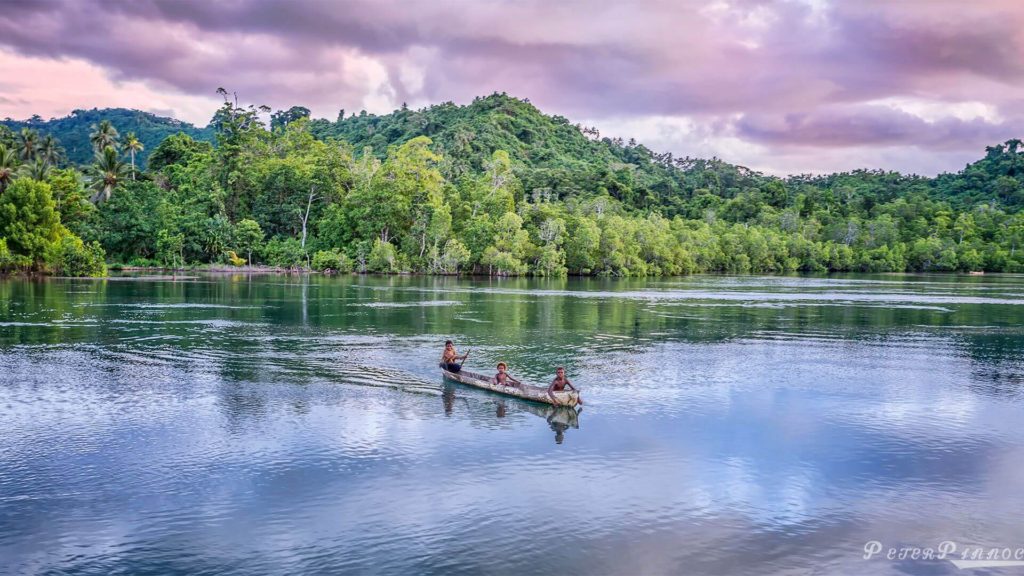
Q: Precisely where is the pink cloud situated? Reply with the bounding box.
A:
[1,0,1023,175]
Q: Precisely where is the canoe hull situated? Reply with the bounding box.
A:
[441,368,580,407]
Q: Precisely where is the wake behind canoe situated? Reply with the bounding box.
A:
[441,367,580,407]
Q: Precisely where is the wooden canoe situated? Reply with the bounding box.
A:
[440,367,581,407]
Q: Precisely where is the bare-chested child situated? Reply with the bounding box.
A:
[494,362,521,387]
[440,340,468,373]
[547,367,583,405]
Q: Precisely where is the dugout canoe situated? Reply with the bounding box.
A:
[440,366,581,407]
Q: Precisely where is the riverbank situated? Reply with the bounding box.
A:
[108,264,325,274]
[2,266,1002,280]
[103,265,995,278]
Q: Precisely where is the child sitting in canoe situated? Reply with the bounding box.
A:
[494,362,521,387]
[440,340,468,373]
[548,367,582,405]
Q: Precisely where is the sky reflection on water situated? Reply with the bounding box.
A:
[1,274,1023,575]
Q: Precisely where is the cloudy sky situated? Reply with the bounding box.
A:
[2,0,1023,176]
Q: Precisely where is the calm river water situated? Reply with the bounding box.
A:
[2,274,1023,575]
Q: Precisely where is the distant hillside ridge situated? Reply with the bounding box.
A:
[1,108,214,168]
[308,93,1024,211]
[5,94,1023,210]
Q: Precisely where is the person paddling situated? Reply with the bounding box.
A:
[548,367,582,405]
[493,362,521,388]
[440,340,468,373]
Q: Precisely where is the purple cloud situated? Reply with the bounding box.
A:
[1,0,1022,175]
[736,105,1024,149]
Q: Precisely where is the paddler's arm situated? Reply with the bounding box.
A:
[565,378,583,405]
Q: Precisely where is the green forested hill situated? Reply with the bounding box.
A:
[6,95,1021,211]
[1,108,214,168]
[310,94,729,213]
[311,94,1024,213]
[933,141,1024,207]
[2,93,1023,276]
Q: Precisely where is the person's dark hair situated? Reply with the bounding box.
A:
[497,362,507,369]
[445,340,453,346]
[556,366,565,371]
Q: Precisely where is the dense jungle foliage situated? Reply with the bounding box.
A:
[1,93,1023,276]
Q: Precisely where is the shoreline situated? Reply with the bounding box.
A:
[2,268,1011,280]
[110,265,310,274]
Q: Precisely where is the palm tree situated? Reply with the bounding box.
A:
[86,146,128,204]
[89,120,119,152]
[0,144,19,193]
[124,132,143,180]
[37,135,64,166]
[16,128,39,161]
[19,158,50,181]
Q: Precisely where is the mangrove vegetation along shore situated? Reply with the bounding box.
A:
[2,92,1024,278]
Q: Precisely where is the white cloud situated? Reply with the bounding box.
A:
[872,97,1004,124]
[583,112,988,177]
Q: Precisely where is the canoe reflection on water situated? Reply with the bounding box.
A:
[441,382,581,444]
